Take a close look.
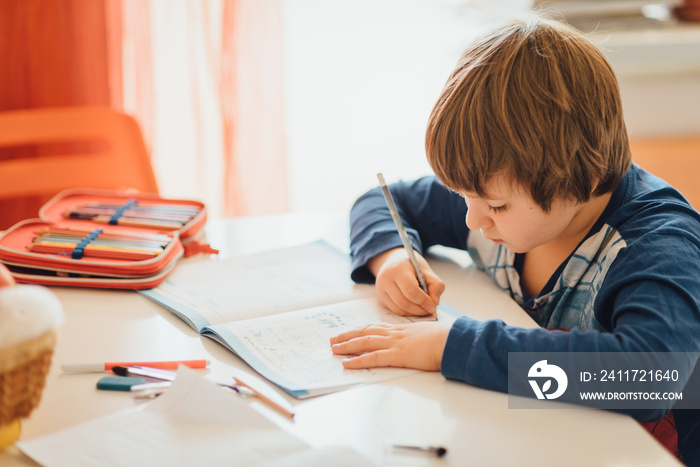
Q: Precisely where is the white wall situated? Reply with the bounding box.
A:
[281,1,700,215]
[281,0,525,214]
[590,24,700,137]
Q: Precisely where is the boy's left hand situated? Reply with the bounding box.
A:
[329,322,451,371]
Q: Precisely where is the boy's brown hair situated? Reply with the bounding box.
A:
[425,16,631,211]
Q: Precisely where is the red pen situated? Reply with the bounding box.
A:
[61,359,210,373]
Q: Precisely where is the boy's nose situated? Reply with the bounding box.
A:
[465,205,493,231]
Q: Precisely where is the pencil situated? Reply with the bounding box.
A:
[66,213,183,230]
[35,228,173,244]
[61,359,210,373]
[39,235,167,250]
[377,173,436,320]
[233,376,295,419]
[30,240,161,260]
[64,203,199,229]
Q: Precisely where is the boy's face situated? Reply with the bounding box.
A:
[459,177,585,254]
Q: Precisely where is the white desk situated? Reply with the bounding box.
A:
[1,213,681,466]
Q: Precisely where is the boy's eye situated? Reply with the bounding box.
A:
[489,204,508,213]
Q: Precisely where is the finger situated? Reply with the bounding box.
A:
[341,349,399,369]
[375,274,414,316]
[393,280,436,315]
[427,283,444,310]
[422,267,445,306]
[376,288,411,316]
[374,259,433,315]
[329,323,393,345]
[383,281,434,316]
[331,335,391,355]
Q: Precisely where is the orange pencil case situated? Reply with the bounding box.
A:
[0,188,217,289]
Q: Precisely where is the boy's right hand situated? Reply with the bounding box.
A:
[368,248,445,317]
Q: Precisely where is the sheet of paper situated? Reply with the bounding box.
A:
[18,367,375,467]
[207,297,460,398]
[140,240,374,331]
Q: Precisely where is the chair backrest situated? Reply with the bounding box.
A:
[630,137,700,210]
[0,106,158,200]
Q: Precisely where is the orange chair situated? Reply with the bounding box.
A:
[0,107,158,228]
[631,137,700,209]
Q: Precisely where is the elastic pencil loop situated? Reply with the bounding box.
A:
[109,199,138,225]
[71,229,103,260]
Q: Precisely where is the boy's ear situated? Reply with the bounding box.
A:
[590,177,600,194]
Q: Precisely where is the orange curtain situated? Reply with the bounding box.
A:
[133,0,288,217]
[0,0,122,110]
[0,0,123,228]
[223,0,289,216]
[0,0,288,227]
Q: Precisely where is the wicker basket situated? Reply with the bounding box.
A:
[0,330,56,426]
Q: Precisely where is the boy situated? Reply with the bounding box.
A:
[329,16,700,464]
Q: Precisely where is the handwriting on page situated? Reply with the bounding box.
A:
[215,298,455,394]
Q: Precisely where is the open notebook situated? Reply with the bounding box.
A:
[140,240,461,398]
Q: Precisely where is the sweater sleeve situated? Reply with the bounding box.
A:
[349,176,468,283]
[442,233,700,423]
